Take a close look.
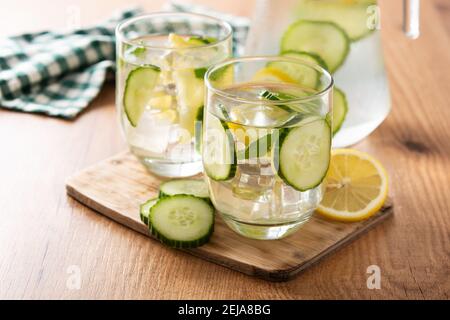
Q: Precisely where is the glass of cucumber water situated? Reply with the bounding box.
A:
[116,13,232,177]
[203,56,333,240]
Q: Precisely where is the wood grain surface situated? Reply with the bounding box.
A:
[66,152,393,281]
[0,0,449,299]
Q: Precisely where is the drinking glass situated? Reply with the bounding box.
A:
[203,56,333,239]
[116,13,232,177]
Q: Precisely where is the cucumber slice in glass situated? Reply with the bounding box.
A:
[140,198,158,226]
[159,179,209,199]
[268,51,328,88]
[194,67,207,79]
[260,90,319,118]
[149,195,214,248]
[187,35,216,45]
[273,119,331,191]
[281,20,350,73]
[332,87,348,135]
[208,65,234,88]
[195,106,204,154]
[296,0,377,41]
[203,116,237,181]
[123,65,161,127]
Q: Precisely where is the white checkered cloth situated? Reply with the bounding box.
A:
[0,4,250,119]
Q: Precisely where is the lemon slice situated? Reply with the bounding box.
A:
[154,109,177,124]
[252,67,297,83]
[149,93,173,110]
[317,149,388,222]
[168,34,196,48]
[226,107,264,148]
[168,33,208,48]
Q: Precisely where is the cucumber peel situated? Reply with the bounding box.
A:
[281,20,350,73]
[195,106,204,154]
[203,118,237,181]
[332,87,348,135]
[140,198,158,226]
[123,65,161,127]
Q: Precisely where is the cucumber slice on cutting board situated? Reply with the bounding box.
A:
[296,0,377,41]
[273,119,331,191]
[123,65,161,127]
[332,87,348,135]
[149,195,214,248]
[281,20,350,73]
[203,116,237,181]
[268,51,328,88]
[159,179,209,199]
[140,198,158,226]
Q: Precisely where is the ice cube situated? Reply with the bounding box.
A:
[127,109,172,155]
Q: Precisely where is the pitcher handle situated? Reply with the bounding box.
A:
[403,0,420,39]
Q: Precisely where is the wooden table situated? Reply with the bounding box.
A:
[0,0,448,299]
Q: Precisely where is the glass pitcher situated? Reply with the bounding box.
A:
[245,0,420,147]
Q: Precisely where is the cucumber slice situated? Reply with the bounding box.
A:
[260,90,294,113]
[140,198,158,226]
[208,65,234,88]
[281,51,329,71]
[195,106,204,154]
[296,0,377,41]
[268,51,328,88]
[203,116,237,181]
[187,35,216,45]
[173,69,204,136]
[159,179,209,199]
[194,67,207,79]
[260,90,319,117]
[273,119,331,191]
[217,104,231,120]
[332,87,348,135]
[149,195,214,248]
[123,65,161,127]
[281,20,350,73]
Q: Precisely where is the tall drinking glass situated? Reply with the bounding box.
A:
[116,13,232,177]
[203,56,333,239]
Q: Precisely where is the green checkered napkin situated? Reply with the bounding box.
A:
[0,5,249,119]
[0,8,140,118]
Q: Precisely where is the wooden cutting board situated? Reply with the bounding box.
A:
[66,151,393,281]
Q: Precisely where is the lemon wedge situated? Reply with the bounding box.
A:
[149,93,173,110]
[154,109,177,124]
[317,148,388,222]
[252,67,297,83]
